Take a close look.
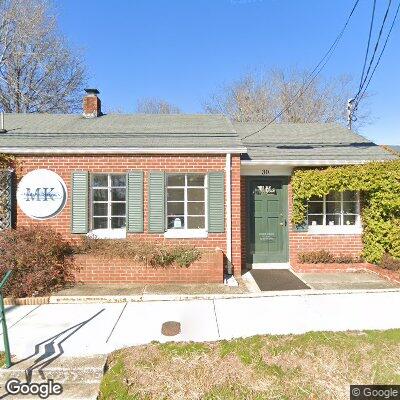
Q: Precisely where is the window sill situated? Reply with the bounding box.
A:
[164,229,208,239]
[87,229,127,239]
[307,225,362,235]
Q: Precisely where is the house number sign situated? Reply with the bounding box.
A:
[17,169,67,220]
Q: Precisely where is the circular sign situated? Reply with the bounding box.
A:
[17,169,67,220]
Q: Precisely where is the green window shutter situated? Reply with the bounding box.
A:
[127,171,144,233]
[71,171,89,234]
[208,172,225,233]
[148,171,165,233]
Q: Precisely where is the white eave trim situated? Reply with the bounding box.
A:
[0,146,247,155]
[241,159,388,166]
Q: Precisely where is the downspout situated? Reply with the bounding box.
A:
[225,153,232,275]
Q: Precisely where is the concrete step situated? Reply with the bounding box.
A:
[0,354,106,383]
[0,382,100,399]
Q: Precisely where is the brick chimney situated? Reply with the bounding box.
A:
[83,88,101,117]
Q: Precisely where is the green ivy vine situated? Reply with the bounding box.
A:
[291,159,400,264]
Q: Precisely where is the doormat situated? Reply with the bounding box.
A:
[250,269,310,291]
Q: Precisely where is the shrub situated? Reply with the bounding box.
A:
[298,250,362,264]
[380,253,400,271]
[0,226,77,297]
[76,237,201,268]
[291,160,400,264]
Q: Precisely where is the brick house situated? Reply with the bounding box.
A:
[0,89,395,284]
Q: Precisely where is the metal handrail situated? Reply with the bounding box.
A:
[0,270,12,368]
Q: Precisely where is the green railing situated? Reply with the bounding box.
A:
[0,270,12,368]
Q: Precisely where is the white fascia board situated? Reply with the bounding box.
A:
[0,146,247,155]
[240,159,386,166]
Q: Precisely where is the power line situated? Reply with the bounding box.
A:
[242,0,360,140]
[353,0,393,104]
[353,0,400,110]
[358,0,377,92]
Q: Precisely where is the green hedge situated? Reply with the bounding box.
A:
[291,160,400,264]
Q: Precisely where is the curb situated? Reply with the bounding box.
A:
[4,296,49,305]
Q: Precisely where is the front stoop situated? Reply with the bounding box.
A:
[0,355,106,399]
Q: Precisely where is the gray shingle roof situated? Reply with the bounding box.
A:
[234,122,395,161]
[0,114,395,162]
[0,113,245,152]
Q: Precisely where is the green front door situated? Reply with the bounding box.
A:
[247,177,289,263]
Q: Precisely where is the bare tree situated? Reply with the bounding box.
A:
[0,0,86,113]
[204,69,370,127]
[136,97,181,114]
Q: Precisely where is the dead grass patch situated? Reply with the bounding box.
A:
[99,330,400,400]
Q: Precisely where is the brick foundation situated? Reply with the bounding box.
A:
[74,250,223,284]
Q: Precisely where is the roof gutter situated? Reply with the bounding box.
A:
[0,146,247,155]
[241,159,391,166]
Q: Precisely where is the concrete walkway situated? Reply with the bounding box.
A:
[1,289,400,361]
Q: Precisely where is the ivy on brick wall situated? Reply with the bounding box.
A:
[291,159,400,264]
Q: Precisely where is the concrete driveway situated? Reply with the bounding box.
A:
[2,289,400,360]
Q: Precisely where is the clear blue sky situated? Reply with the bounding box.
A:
[55,0,399,145]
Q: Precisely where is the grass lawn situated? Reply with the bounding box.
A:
[99,330,400,400]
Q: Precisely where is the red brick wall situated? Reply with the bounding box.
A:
[14,154,242,282]
[75,250,223,284]
[240,175,364,268]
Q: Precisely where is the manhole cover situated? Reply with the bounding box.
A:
[161,321,181,336]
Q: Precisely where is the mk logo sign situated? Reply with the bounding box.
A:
[24,187,57,202]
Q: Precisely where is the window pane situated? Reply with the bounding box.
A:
[111,188,126,201]
[188,202,205,215]
[167,202,184,215]
[167,188,184,201]
[188,188,204,201]
[326,202,341,214]
[343,202,357,214]
[93,189,108,201]
[187,174,204,186]
[309,195,323,201]
[93,217,108,229]
[326,214,341,226]
[188,216,205,229]
[168,216,185,229]
[92,174,108,187]
[326,192,341,201]
[111,217,126,229]
[308,202,323,214]
[111,174,126,187]
[167,174,185,186]
[343,215,357,225]
[308,215,323,226]
[343,191,357,201]
[93,203,107,216]
[111,203,126,216]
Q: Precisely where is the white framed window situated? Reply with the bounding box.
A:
[165,173,207,238]
[90,173,126,238]
[307,190,361,234]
